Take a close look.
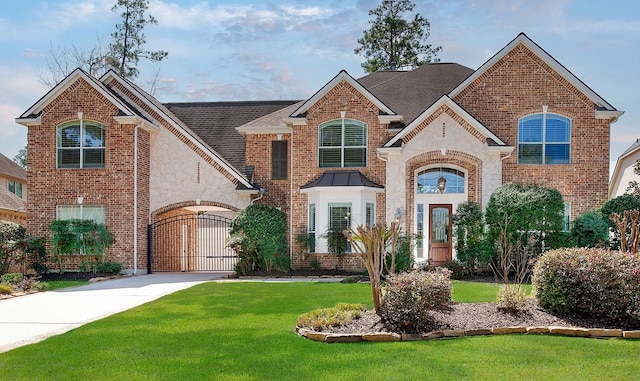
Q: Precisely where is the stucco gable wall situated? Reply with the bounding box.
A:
[150,126,249,213]
[453,43,611,218]
[386,112,502,232]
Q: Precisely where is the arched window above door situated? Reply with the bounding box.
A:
[417,168,465,194]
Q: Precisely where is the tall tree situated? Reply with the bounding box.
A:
[107,0,168,79]
[13,146,27,169]
[354,0,442,73]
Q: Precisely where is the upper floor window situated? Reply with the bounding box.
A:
[319,119,367,168]
[57,121,105,169]
[8,180,23,198]
[272,140,288,179]
[518,113,570,164]
[417,168,465,194]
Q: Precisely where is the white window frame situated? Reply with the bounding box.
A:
[318,119,367,168]
[308,203,316,253]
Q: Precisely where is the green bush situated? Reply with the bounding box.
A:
[381,269,452,333]
[453,201,486,275]
[0,221,26,274]
[532,248,640,327]
[0,283,12,294]
[1,272,24,285]
[296,303,366,331]
[496,284,527,311]
[228,204,289,274]
[572,211,608,248]
[96,261,124,274]
[385,234,413,273]
[441,260,466,280]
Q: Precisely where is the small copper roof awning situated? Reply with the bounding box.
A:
[301,170,384,189]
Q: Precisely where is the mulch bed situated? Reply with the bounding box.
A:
[323,299,639,334]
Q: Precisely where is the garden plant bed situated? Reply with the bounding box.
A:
[298,299,640,342]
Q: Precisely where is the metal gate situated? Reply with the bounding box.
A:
[148,213,236,272]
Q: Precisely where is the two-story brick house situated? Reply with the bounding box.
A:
[16,33,622,273]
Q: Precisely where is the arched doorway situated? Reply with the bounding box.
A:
[414,166,467,266]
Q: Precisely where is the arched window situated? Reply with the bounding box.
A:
[57,121,105,168]
[318,119,367,167]
[518,113,570,164]
[417,168,465,194]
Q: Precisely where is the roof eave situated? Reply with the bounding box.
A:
[113,115,159,132]
[300,185,385,194]
[15,115,41,127]
[596,110,624,123]
[236,125,293,135]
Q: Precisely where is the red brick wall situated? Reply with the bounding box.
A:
[453,43,611,219]
[26,78,150,272]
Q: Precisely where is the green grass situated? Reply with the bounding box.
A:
[0,281,637,380]
[452,280,533,302]
[44,280,89,291]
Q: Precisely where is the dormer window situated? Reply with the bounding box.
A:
[319,119,367,167]
[57,121,105,169]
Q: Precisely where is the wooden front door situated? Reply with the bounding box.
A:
[429,204,452,266]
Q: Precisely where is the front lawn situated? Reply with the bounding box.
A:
[0,281,637,380]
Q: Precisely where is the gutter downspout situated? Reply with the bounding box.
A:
[133,124,141,274]
[289,133,294,267]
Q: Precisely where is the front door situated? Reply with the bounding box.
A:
[429,204,452,266]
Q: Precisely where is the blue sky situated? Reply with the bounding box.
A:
[1,0,638,176]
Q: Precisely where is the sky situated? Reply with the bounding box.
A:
[1,0,639,177]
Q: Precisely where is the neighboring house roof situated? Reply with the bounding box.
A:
[358,63,474,125]
[449,32,623,121]
[0,186,26,213]
[0,153,26,181]
[609,138,640,198]
[300,170,384,189]
[165,100,300,171]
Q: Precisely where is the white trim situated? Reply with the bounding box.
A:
[595,109,624,122]
[15,116,41,127]
[290,70,396,117]
[384,95,507,148]
[300,185,385,194]
[449,33,618,112]
[113,116,159,132]
[283,117,307,126]
[237,125,292,135]
[378,115,403,124]
[609,141,640,198]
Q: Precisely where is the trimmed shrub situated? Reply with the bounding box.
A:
[533,248,640,327]
[381,269,452,333]
[1,273,24,285]
[441,260,465,280]
[0,221,26,274]
[0,283,12,294]
[496,285,527,312]
[572,211,608,248]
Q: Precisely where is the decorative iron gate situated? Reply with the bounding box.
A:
[148,214,236,272]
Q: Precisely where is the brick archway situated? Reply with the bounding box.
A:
[404,150,482,234]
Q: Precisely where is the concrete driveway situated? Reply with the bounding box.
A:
[0,272,230,353]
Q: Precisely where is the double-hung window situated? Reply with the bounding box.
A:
[328,203,351,252]
[319,119,367,167]
[518,113,570,164]
[57,121,105,168]
[56,205,106,224]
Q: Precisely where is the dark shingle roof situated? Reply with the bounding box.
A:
[164,101,300,171]
[357,63,475,124]
[301,170,383,189]
[0,153,26,181]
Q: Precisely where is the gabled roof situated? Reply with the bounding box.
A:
[289,70,396,118]
[384,95,508,149]
[0,153,26,181]
[0,186,26,213]
[236,101,304,135]
[300,170,384,190]
[16,68,136,124]
[100,71,258,189]
[359,63,474,125]
[449,33,622,119]
[609,138,640,198]
[165,100,300,171]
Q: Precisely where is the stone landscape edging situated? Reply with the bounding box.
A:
[296,326,640,342]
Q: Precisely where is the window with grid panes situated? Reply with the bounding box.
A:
[518,113,570,164]
[57,121,105,168]
[319,119,367,167]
